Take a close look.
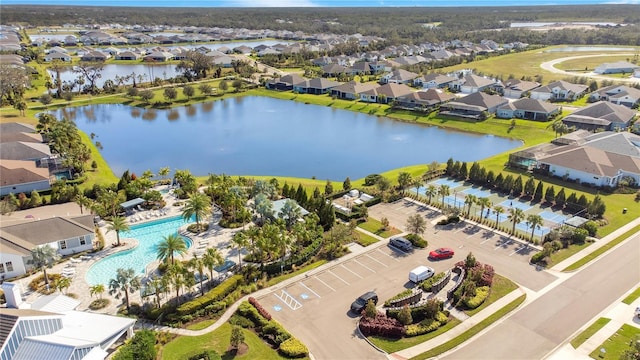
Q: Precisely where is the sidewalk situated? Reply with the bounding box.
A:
[546,288,640,360]
[550,217,640,272]
[389,288,526,360]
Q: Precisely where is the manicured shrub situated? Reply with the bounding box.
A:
[530,251,546,264]
[229,314,255,328]
[383,289,414,307]
[176,275,243,316]
[359,313,405,338]
[405,319,441,337]
[420,272,447,292]
[236,301,270,328]
[248,297,272,320]
[405,233,428,248]
[397,305,413,325]
[187,350,221,360]
[435,311,449,323]
[262,321,291,346]
[278,337,309,358]
[479,264,494,287]
[463,286,490,309]
[112,329,156,360]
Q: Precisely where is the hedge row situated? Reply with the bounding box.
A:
[359,313,405,338]
[420,272,447,292]
[405,233,428,248]
[405,318,441,337]
[463,286,490,309]
[248,297,272,321]
[263,237,322,275]
[386,299,442,324]
[237,301,270,328]
[383,289,414,307]
[176,275,243,316]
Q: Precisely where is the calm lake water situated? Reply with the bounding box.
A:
[543,46,638,52]
[49,64,181,89]
[53,96,522,180]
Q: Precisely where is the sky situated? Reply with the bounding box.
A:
[2,0,640,7]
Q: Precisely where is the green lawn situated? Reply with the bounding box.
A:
[161,322,290,360]
[369,318,462,353]
[622,287,640,305]
[554,55,632,71]
[354,231,379,247]
[563,225,640,271]
[547,242,592,268]
[571,318,611,348]
[186,318,218,331]
[465,274,518,316]
[265,260,328,287]
[588,324,640,360]
[410,294,527,360]
[358,218,402,238]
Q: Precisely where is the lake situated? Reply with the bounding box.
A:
[543,46,638,52]
[53,96,522,180]
[48,64,182,89]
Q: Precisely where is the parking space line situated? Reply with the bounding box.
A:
[299,282,321,299]
[509,245,530,256]
[341,264,363,278]
[353,259,376,273]
[494,239,513,250]
[315,276,336,292]
[274,289,302,310]
[365,254,389,267]
[328,270,350,285]
[376,248,400,262]
[480,237,493,245]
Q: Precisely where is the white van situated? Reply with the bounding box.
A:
[409,265,435,283]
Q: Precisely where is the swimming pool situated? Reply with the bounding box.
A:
[86,215,193,286]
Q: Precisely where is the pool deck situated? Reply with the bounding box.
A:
[3,186,244,315]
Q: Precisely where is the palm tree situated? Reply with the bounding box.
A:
[158,166,170,182]
[477,197,492,220]
[189,255,207,296]
[108,268,141,311]
[438,184,450,207]
[412,178,422,197]
[231,231,248,267]
[146,276,164,308]
[166,263,186,303]
[278,199,302,229]
[508,207,526,236]
[464,194,477,217]
[106,216,129,247]
[182,192,211,230]
[29,245,59,286]
[54,277,71,294]
[98,190,121,217]
[74,193,92,215]
[89,284,105,299]
[425,185,437,204]
[526,214,544,242]
[493,205,505,228]
[156,233,188,265]
[254,193,274,226]
[397,172,412,195]
[203,247,223,282]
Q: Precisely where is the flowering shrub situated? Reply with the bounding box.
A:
[359,312,405,338]
[249,297,272,320]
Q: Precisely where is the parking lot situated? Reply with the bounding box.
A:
[259,198,559,359]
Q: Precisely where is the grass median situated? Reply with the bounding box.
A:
[570,318,611,349]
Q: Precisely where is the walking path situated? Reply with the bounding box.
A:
[539,53,640,84]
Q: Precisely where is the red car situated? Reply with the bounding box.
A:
[429,247,455,260]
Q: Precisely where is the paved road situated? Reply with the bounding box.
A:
[443,233,640,360]
[540,53,640,84]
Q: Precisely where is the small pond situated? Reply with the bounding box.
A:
[544,46,638,53]
[53,96,522,180]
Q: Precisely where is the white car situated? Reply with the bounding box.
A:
[635,306,640,319]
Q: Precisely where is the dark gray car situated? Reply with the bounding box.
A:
[350,291,378,313]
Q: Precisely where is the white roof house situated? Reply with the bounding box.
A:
[0,283,136,360]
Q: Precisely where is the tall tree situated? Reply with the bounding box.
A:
[526,214,544,242]
[425,184,437,204]
[231,231,248,267]
[74,193,92,214]
[508,207,526,235]
[203,247,224,283]
[464,194,477,217]
[477,197,491,219]
[406,214,426,234]
[156,233,188,265]
[106,216,130,247]
[278,199,302,229]
[189,254,207,296]
[74,61,104,94]
[438,184,450,207]
[182,192,211,230]
[493,205,505,228]
[29,245,59,286]
[108,268,141,311]
[397,172,412,195]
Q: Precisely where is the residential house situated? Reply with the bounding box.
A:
[562,101,636,131]
[143,51,173,62]
[350,61,374,75]
[0,142,52,162]
[413,73,457,89]
[500,79,540,98]
[330,81,379,100]
[0,215,95,279]
[80,51,108,62]
[379,69,419,85]
[0,54,25,66]
[44,52,71,62]
[440,92,509,119]
[216,45,232,54]
[321,63,351,77]
[115,51,141,61]
[496,98,560,121]
[508,131,640,188]
[450,74,500,94]
[63,35,77,46]
[271,198,309,222]
[293,78,341,95]
[0,160,51,196]
[589,85,640,108]
[360,83,414,104]
[530,80,589,101]
[232,45,253,54]
[594,61,640,74]
[211,55,234,68]
[395,88,454,110]
[265,73,306,91]
[0,285,135,360]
